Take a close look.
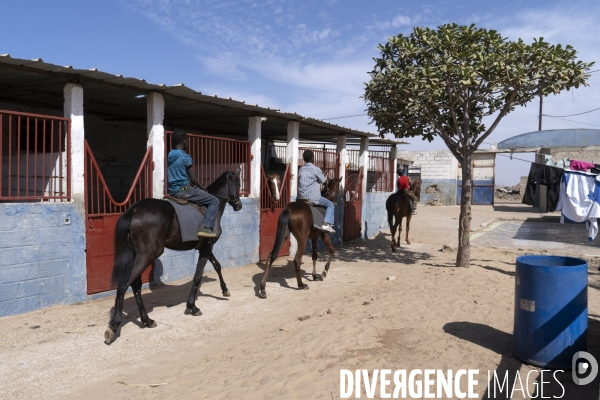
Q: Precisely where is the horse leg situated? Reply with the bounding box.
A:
[186,243,211,316]
[398,216,403,248]
[311,237,321,281]
[405,214,412,245]
[105,254,154,344]
[321,233,335,279]
[131,276,156,328]
[390,217,397,252]
[209,251,230,297]
[105,289,126,344]
[294,238,309,290]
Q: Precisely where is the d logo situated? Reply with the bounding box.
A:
[572,351,598,385]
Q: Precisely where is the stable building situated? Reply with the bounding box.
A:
[0,55,403,317]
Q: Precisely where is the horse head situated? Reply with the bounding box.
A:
[322,177,342,204]
[266,173,282,203]
[410,180,422,202]
[208,167,243,212]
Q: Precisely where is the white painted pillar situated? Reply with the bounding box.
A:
[337,135,347,189]
[390,145,398,192]
[359,137,369,197]
[64,84,85,203]
[147,93,165,198]
[359,137,369,239]
[286,121,299,197]
[248,116,262,197]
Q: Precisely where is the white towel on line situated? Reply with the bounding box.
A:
[556,171,600,241]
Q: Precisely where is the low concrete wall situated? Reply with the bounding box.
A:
[155,197,260,283]
[0,202,86,317]
[420,179,457,205]
[398,150,459,206]
[363,191,391,239]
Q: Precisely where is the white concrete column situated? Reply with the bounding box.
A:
[359,137,369,196]
[390,145,398,192]
[359,137,369,239]
[147,92,165,198]
[248,116,262,197]
[337,135,347,189]
[64,84,84,203]
[286,121,299,197]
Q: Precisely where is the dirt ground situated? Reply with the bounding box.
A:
[1,203,600,399]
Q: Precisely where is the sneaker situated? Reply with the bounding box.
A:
[320,224,336,234]
[197,225,217,238]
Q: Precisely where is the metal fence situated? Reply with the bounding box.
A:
[298,147,340,179]
[85,141,152,215]
[165,131,251,196]
[368,151,394,192]
[0,110,71,201]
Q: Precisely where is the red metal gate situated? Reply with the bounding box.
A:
[298,147,339,179]
[84,141,154,294]
[259,164,291,261]
[343,166,363,241]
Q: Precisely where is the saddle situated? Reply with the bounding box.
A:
[163,195,206,216]
[298,199,326,228]
[163,196,207,242]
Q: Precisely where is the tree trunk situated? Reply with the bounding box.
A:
[456,152,472,268]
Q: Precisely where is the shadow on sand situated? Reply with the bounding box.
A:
[444,319,600,399]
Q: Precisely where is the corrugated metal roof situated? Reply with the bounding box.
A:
[0,54,398,144]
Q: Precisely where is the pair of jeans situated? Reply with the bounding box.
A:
[172,186,219,229]
[317,196,335,225]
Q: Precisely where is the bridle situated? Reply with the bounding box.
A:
[225,172,241,209]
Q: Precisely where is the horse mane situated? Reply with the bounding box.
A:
[206,170,232,193]
[410,180,422,201]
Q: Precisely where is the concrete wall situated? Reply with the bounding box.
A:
[549,146,600,165]
[363,191,391,239]
[155,198,260,283]
[398,150,459,205]
[0,202,86,317]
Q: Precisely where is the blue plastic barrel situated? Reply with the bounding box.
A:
[513,255,588,369]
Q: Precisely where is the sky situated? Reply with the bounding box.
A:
[2,0,599,185]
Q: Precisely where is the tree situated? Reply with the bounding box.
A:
[364,23,593,268]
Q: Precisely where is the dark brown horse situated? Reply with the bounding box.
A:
[259,175,342,299]
[104,168,243,344]
[386,180,421,251]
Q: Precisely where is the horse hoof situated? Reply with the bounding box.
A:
[406,241,411,245]
[104,327,115,344]
[312,274,319,281]
[258,292,267,299]
[301,284,309,290]
[321,270,327,279]
[223,290,231,297]
[186,307,203,316]
[145,320,157,328]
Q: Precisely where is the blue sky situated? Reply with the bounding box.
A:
[2,0,599,185]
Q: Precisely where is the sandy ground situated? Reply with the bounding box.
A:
[1,203,600,399]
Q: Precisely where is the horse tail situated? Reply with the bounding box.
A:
[111,206,136,290]
[268,208,291,263]
[386,196,395,228]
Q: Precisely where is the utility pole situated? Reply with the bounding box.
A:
[538,84,543,131]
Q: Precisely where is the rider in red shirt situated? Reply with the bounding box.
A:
[397,174,417,215]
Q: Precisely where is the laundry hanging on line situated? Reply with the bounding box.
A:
[522,163,563,212]
[556,170,600,241]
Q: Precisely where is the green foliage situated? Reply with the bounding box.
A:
[364,23,594,163]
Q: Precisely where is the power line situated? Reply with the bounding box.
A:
[321,113,367,120]
[496,153,534,163]
[542,106,600,118]
[543,116,600,128]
